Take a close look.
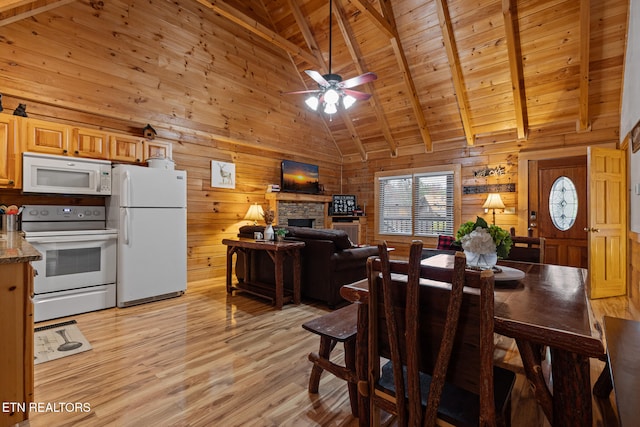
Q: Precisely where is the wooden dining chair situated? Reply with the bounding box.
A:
[507,228,545,263]
[364,241,515,426]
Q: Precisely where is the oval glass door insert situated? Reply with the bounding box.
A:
[549,176,578,231]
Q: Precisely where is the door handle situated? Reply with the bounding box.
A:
[583,227,601,233]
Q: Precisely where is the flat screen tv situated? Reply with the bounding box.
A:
[281,160,319,194]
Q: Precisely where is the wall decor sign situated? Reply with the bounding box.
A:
[632,118,640,153]
[463,183,516,194]
[211,161,235,189]
[473,166,506,178]
[332,195,356,215]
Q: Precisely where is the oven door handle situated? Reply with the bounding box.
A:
[27,234,117,244]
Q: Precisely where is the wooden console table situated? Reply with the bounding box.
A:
[222,238,305,309]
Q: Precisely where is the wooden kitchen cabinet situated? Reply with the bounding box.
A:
[109,133,144,163]
[72,127,110,159]
[0,114,20,188]
[23,117,71,155]
[110,134,173,163]
[143,139,172,160]
[0,262,34,427]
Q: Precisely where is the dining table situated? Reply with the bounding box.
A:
[340,254,606,427]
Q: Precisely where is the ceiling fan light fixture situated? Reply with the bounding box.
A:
[324,88,340,105]
[342,94,356,109]
[305,96,319,111]
[324,102,337,115]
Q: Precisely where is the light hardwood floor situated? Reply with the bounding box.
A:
[24,278,634,427]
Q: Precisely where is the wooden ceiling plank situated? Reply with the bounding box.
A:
[435,0,474,146]
[502,0,528,140]
[578,0,591,132]
[334,0,396,157]
[379,0,433,152]
[0,0,73,26]
[195,0,319,68]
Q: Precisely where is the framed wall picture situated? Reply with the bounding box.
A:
[211,161,235,189]
[632,118,640,153]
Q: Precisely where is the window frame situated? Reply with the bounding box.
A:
[374,164,461,244]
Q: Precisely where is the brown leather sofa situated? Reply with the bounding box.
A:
[235,225,378,307]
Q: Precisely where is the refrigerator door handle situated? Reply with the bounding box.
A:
[123,208,130,245]
[123,170,131,207]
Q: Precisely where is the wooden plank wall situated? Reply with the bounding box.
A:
[0,0,345,283]
[340,124,622,259]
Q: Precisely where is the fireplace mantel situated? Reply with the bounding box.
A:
[265,192,332,228]
[265,192,332,203]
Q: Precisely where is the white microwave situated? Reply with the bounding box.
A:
[23,152,112,196]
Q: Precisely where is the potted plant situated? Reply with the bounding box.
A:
[275,228,288,242]
[455,216,512,269]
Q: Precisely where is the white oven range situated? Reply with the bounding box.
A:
[22,205,117,322]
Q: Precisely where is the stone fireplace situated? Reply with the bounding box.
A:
[265,193,332,229]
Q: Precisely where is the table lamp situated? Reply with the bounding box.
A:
[483,193,505,225]
[244,203,264,225]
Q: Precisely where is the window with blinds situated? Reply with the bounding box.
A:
[378,171,455,237]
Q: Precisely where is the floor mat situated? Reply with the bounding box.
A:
[34,320,92,365]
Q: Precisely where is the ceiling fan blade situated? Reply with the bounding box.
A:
[343,89,372,101]
[340,72,377,89]
[282,89,321,95]
[305,70,330,87]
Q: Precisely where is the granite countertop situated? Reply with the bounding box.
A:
[0,232,42,264]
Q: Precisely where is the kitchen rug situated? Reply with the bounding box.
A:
[34,320,92,365]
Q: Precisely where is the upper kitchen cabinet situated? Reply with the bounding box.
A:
[24,118,109,159]
[72,127,109,159]
[0,114,20,188]
[23,118,71,155]
[109,134,144,163]
[110,134,172,163]
[143,139,172,160]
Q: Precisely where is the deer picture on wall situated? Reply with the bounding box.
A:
[211,160,235,189]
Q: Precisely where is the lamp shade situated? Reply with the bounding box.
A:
[483,193,505,209]
[244,203,264,224]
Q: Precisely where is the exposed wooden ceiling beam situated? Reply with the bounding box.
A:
[0,0,36,13]
[578,0,591,132]
[345,0,394,38]
[195,0,319,69]
[283,0,367,161]
[0,0,73,26]
[334,0,396,157]
[435,0,474,146]
[378,0,433,153]
[502,0,528,140]
[286,0,325,68]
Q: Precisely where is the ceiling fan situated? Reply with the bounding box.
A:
[284,0,377,115]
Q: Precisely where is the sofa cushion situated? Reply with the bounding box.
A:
[287,226,353,250]
[239,225,265,235]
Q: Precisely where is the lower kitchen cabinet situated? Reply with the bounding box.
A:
[0,261,34,427]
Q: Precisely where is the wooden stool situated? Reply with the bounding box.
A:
[302,303,359,417]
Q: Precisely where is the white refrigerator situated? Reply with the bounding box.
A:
[107,164,187,307]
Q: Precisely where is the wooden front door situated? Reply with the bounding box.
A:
[531,156,588,268]
[587,147,627,298]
